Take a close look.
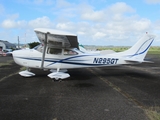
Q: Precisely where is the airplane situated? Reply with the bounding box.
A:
[12,28,156,80]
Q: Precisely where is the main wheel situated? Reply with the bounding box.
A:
[55,77,59,81]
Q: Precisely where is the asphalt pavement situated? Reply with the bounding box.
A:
[0,55,159,120]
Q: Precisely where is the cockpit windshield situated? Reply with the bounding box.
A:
[33,44,43,53]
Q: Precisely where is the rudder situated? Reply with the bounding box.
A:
[118,33,155,61]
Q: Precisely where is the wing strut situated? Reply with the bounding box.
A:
[41,33,48,69]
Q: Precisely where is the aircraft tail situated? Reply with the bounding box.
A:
[117,33,156,62]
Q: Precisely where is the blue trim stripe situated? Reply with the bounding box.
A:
[126,38,153,58]
[15,54,106,67]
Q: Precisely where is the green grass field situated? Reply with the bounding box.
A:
[148,47,160,54]
[95,46,160,54]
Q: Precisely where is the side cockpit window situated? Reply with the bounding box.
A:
[34,44,43,53]
[64,49,78,55]
[47,48,62,55]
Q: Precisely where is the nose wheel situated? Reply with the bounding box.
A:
[19,69,35,77]
[55,77,59,80]
[52,77,62,82]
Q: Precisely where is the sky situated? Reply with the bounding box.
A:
[0,0,160,46]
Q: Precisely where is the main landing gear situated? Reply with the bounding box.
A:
[18,68,70,81]
[48,70,70,81]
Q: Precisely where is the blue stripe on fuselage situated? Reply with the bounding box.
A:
[15,55,104,67]
[126,39,153,58]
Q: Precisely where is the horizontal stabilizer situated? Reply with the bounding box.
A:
[142,60,154,63]
[125,59,153,63]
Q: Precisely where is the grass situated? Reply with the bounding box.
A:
[145,107,160,120]
[96,46,160,54]
[96,46,129,52]
[148,50,160,55]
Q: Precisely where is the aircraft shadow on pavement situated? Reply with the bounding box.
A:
[67,69,92,81]
[94,66,157,80]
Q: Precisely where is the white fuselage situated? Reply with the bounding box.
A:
[12,47,129,70]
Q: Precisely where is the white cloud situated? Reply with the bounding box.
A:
[132,19,151,31]
[52,0,77,21]
[79,2,135,22]
[0,1,159,45]
[93,32,106,39]
[79,4,105,22]
[1,16,53,30]
[1,19,16,29]
[154,20,160,30]
[81,10,105,22]
[1,13,27,29]
[56,0,72,8]
[28,16,53,28]
[108,2,135,14]
[56,22,75,30]
[17,20,28,28]
[60,2,152,44]
[106,2,135,22]
[1,19,28,29]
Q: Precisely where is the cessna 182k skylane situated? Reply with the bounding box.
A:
[12,28,155,80]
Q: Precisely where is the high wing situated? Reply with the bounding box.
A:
[34,28,79,70]
[34,28,79,49]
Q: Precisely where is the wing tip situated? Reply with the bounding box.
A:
[34,28,77,36]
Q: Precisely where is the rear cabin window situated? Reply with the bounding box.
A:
[64,49,78,55]
[47,48,62,55]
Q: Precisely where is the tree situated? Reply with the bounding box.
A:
[28,42,40,49]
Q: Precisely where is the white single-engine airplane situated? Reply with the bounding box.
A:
[12,28,155,80]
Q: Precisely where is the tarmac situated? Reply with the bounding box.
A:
[0,55,160,120]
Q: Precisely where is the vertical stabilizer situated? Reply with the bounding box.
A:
[118,33,155,62]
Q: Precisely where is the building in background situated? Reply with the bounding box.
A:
[0,40,16,52]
